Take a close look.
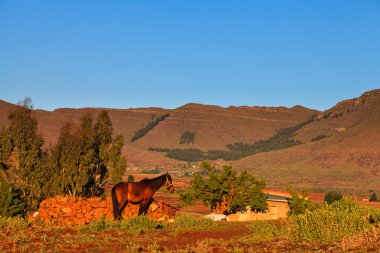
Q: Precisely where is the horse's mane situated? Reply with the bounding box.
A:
[140,174,165,183]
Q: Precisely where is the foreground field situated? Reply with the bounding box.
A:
[0,221,333,252]
[1,216,379,253]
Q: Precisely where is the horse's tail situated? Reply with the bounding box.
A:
[112,185,120,220]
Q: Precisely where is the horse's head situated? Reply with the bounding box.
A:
[164,172,175,193]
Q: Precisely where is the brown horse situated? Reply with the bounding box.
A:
[111,172,174,220]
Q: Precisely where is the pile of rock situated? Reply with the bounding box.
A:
[30,196,178,226]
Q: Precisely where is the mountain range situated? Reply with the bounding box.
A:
[1,89,379,195]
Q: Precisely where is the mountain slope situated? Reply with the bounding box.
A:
[0,100,317,168]
[1,89,380,194]
[233,89,380,194]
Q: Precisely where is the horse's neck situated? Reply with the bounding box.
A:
[150,175,165,191]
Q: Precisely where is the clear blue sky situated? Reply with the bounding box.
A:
[0,1,379,111]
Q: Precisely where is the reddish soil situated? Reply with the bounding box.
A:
[0,222,332,253]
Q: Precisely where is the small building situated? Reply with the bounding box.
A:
[228,190,291,221]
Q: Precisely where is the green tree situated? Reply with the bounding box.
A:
[287,187,313,215]
[370,192,378,202]
[0,98,46,212]
[324,190,343,204]
[0,178,24,217]
[51,122,91,196]
[180,162,267,214]
[51,111,126,196]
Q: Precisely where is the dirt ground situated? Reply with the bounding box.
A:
[0,221,341,253]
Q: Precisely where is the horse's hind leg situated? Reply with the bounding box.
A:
[138,199,151,216]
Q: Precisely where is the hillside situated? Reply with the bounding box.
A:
[233,89,380,194]
[0,100,316,168]
[1,89,380,194]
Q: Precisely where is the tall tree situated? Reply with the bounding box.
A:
[51,111,126,196]
[51,122,92,196]
[0,98,45,212]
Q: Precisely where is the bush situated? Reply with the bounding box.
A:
[247,220,289,241]
[324,190,343,204]
[370,192,378,202]
[369,208,380,224]
[0,216,30,230]
[287,188,315,215]
[173,214,215,231]
[291,198,371,244]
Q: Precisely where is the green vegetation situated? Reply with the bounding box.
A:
[50,110,127,197]
[0,98,48,211]
[287,188,315,215]
[131,113,169,142]
[0,98,127,214]
[80,215,164,234]
[140,168,161,174]
[247,220,289,241]
[127,175,134,182]
[173,214,215,231]
[0,179,24,217]
[151,119,312,162]
[370,192,378,202]
[247,198,380,246]
[291,198,371,244]
[369,208,380,223]
[180,131,195,144]
[180,163,267,214]
[0,216,30,230]
[324,190,343,204]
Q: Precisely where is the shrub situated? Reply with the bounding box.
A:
[287,188,315,215]
[370,192,378,202]
[369,208,380,223]
[173,214,215,231]
[291,198,371,244]
[0,216,30,230]
[324,190,343,204]
[247,220,289,241]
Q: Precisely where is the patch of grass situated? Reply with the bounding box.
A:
[0,216,30,230]
[172,214,215,232]
[80,215,164,234]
